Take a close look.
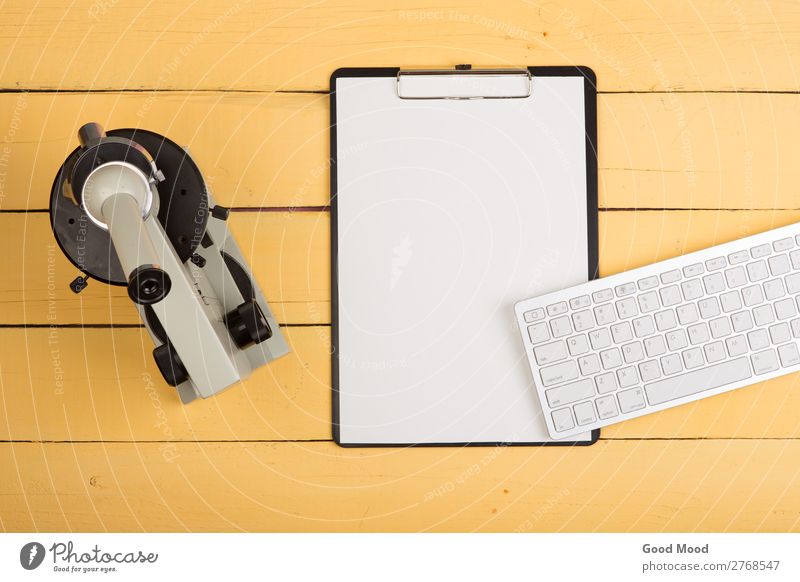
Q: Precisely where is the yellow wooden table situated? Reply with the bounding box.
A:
[3,0,800,532]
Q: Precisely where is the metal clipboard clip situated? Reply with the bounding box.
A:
[396,64,532,100]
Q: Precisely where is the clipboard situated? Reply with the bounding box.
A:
[330,66,599,447]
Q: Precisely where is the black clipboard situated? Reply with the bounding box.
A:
[330,66,599,447]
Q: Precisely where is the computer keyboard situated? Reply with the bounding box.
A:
[515,222,800,440]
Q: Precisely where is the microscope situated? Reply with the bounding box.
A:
[49,123,289,403]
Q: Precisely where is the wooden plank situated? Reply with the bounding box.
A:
[3,322,800,442]
[2,1,800,92]
[0,327,332,442]
[599,93,800,210]
[0,92,329,209]
[3,92,800,211]
[3,440,800,532]
[0,211,330,325]
[4,208,798,326]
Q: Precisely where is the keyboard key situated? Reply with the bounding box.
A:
[786,272,800,294]
[659,285,682,307]
[600,347,623,369]
[751,243,772,259]
[720,291,742,313]
[687,322,710,345]
[791,318,800,338]
[551,408,575,432]
[704,341,726,363]
[637,276,659,291]
[747,329,770,351]
[751,349,779,375]
[747,260,769,282]
[572,310,595,332]
[618,387,647,413]
[655,309,678,331]
[637,291,660,313]
[769,254,791,276]
[592,289,614,303]
[774,237,794,252]
[709,317,732,339]
[617,366,638,388]
[594,304,616,326]
[577,354,601,375]
[753,304,775,326]
[698,297,721,319]
[726,335,749,357]
[595,395,619,419]
[644,335,667,357]
[633,315,656,338]
[705,257,727,271]
[574,401,597,426]
[791,249,800,270]
[775,298,797,321]
[611,321,633,344]
[524,308,545,323]
[567,334,590,356]
[551,316,573,338]
[545,378,595,407]
[666,329,689,351]
[547,302,568,316]
[731,310,754,332]
[595,372,618,394]
[528,323,550,344]
[682,347,705,369]
[615,282,637,297]
[621,341,645,364]
[638,360,661,382]
[540,360,580,387]
[534,341,568,365]
[703,272,726,294]
[741,284,765,306]
[778,343,800,367]
[764,279,786,300]
[680,279,704,301]
[677,303,700,325]
[724,266,747,288]
[569,295,591,310]
[769,322,791,344]
[588,328,612,350]
[660,353,683,375]
[728,250,750,264]
[683,263,704,278]
[615,297,638,319]
[660,269,681,284]
[645,357,751,405]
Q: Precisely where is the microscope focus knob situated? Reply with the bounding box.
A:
[224,299,273,348]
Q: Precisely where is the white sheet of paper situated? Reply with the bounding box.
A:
[334,73,594,444]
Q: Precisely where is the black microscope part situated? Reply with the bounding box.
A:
[127,265,172,305]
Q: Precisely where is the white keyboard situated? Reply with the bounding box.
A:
[515,222,800,440]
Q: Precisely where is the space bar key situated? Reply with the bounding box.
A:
[645,357,752,406]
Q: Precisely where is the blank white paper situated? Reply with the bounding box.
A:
[334,73,594,444]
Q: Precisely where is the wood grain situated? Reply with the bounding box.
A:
[2,324,800,442]
[0,92,329,209]
[0,327,332,442]
[0,211,330,325]
[2,1,800,92]
[4,209,799,326]
[4,0,800,534]
[3,91,800,210]
[3,440,800,532]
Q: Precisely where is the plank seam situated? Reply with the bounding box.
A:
[1,438,797,444]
